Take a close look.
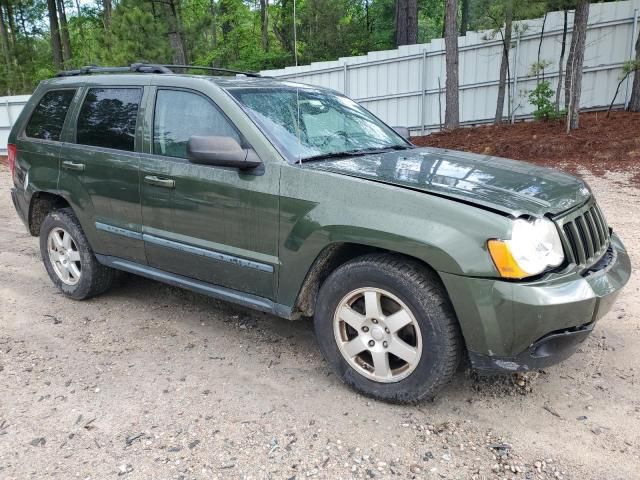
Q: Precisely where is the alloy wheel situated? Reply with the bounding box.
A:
[47,227,82,286]
[333,287,422,383]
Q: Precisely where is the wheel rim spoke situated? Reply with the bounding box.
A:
[388,337,419,365]
[67,250,81,262]
[68,262,81,280]
[52,232,64,249]
[342,337,367,358]
[62,232,72,249]
[371,350,391,379]
[364,290,383,320]
[385,309,412,333]
[339,305,365,331]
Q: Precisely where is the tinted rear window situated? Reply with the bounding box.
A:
[76,87,142,152]
[25,89,76,141]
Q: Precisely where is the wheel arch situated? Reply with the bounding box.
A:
[291,242,455,320]
[27,191,72,236]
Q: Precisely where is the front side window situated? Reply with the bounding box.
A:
[153,89,240,159]
[228,87,409,162]
[25,89,76,141]
[76,87,142,152]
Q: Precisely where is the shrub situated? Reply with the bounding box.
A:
[528,81,562,121]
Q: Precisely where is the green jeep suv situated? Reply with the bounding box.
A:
[8,64,631,403]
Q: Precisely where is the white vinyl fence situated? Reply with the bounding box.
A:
[262,0,640,135]
[0,0,638,154]
[0,95,30,154]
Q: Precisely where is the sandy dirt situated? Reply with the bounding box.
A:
[0,162,638,480]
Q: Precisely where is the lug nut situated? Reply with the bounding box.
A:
[368,340,375,347]
[372,319,378,324]
[383,341,388,348]
[385,328,390,334]
[362,326,369,332]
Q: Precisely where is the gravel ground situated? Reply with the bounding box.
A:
[0,164,638,480]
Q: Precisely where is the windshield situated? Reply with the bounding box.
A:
[228,87,410,162]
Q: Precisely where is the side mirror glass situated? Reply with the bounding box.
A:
[392,126,410,140]
[186,135,262,170]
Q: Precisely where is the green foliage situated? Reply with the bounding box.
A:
[0,0,576,95]
[528,80,563,121]
[110,0,171,65]
[529,59,552,76]
[621,59,640,77]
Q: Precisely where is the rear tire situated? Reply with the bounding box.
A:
[314,254,462,403]
[39,208,114,300]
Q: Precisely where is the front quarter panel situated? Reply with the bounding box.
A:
[276,164,513,308]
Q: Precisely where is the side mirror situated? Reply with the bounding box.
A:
[187,135,262,170]
[392,126,410,140]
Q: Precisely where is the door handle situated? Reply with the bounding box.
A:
[144,175,175,188]
[62,160,85,172]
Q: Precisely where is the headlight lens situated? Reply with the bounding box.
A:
[488,218,565,279]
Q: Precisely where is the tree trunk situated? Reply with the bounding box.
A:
[46,0,63,71]
[537,12,547,81]
[628,26,640,112]
[260,0,269,52]
[564,10,576,110]
[555,9,568,113]
[0,4,12,88]
[165,0,188,65]
[494,0,512,124]
[102,0,111,30]
[395,0,417,46]
[210,0,217,48]
[4,0,15,50]
[460,0,469,36]
[444,0,459,129]
[102,0,112,53]
[567,0,589,131]
[56,0,72,64]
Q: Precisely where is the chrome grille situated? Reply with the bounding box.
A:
[557,201,610,268]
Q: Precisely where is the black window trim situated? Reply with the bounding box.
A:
[150,86,246,164]
[74,85,144,153]
[22,87,78,144]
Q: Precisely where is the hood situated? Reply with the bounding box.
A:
[303,147,591,217]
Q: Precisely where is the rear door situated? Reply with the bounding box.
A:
[58,82,147,263]
[139,84,280,299]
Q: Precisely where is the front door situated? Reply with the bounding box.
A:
[139,88,280,299]
[58,86,146,263]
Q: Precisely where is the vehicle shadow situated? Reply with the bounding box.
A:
[109,272,533,405]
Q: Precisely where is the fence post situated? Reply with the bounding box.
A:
[420,49,427,135]
[343,63,349,96]
[624,9,639,109]
[511,32,521,124]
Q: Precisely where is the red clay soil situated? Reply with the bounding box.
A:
[412,111,640,186]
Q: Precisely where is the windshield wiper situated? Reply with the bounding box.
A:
[300,145,412,163]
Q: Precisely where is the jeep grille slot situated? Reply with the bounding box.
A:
[559,202,610,268]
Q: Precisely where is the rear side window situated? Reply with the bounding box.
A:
[25,89,76,141]
[153,89,240,159]
[76,87,142,152]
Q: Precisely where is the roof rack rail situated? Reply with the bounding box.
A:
[55,63,262,78]
[162,64,262,77]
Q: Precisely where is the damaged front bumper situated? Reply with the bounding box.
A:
[441,233,631,373]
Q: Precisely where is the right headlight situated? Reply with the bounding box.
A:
[487,217,565,279]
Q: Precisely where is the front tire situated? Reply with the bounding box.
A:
[314,254,462,403]
[39,208,114,300]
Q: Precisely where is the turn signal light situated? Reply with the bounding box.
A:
[487,239,529,279]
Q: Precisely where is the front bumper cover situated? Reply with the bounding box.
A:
[441,232,631,373]
[468,322,594,372]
